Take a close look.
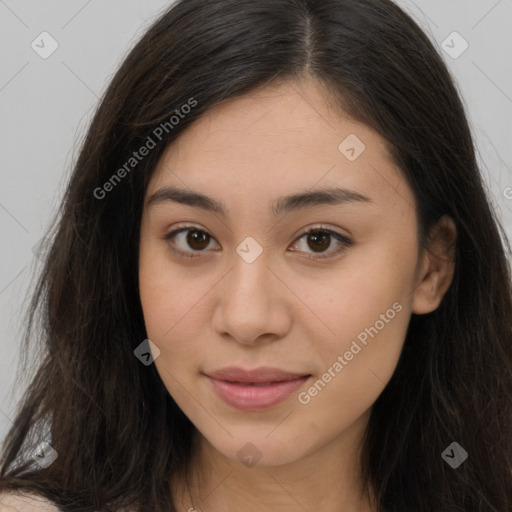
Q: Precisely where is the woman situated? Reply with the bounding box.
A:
[1,0,511,511]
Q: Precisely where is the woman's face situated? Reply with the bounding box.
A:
[138,78,431,467]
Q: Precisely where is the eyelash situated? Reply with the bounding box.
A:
[163,224,352,261]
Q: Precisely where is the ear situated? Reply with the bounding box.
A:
[412,215,457,315]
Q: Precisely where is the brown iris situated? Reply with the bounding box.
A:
[306,231,331,252]
[186,229,210,250]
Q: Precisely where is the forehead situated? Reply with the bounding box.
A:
[146,79,414,216]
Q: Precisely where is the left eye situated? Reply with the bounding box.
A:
[163,225,352,260]
[290,227,352,259]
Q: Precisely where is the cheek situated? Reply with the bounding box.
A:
[138,242,217,378]
[295,273,411,442]
[139,237,194,338]
[139,278,201,363]
[138,263,203,404]
[299,242,415,386]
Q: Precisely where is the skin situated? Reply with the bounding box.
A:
[138,76,456,512]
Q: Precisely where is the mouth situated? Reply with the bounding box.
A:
[227,381,298,386]
[204,366,311,411]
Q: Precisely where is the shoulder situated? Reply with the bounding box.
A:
[0,492,60,511]
[0,493,136,512]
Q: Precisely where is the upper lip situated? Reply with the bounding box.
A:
[206,366,310,383]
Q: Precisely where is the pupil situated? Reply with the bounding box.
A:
[309,231,329,252]
[188,230,209,250]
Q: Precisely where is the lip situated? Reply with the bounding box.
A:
[205,366,311,411]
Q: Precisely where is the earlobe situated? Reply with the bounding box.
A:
[411,215,457,315]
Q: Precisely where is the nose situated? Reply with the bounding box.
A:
[211,249,292,346]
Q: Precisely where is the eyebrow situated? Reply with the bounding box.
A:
[146,185,372,217]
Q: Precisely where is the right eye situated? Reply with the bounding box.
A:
[163,226,221,259]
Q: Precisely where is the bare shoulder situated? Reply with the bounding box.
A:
[0,492,60,511]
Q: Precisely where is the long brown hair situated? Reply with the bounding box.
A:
[1,0,511,510]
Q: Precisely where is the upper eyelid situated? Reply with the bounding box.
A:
[164,223,349,241]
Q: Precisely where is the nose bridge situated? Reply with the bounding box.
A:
[228,238,274,303]
[212,239,290,344]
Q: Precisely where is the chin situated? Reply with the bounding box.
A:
[197,427,312,468]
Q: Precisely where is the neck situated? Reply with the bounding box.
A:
[171,411,377,512]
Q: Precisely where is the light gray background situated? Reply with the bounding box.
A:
[1,0,511,444]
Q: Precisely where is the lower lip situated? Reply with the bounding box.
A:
[207,375,310,411]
